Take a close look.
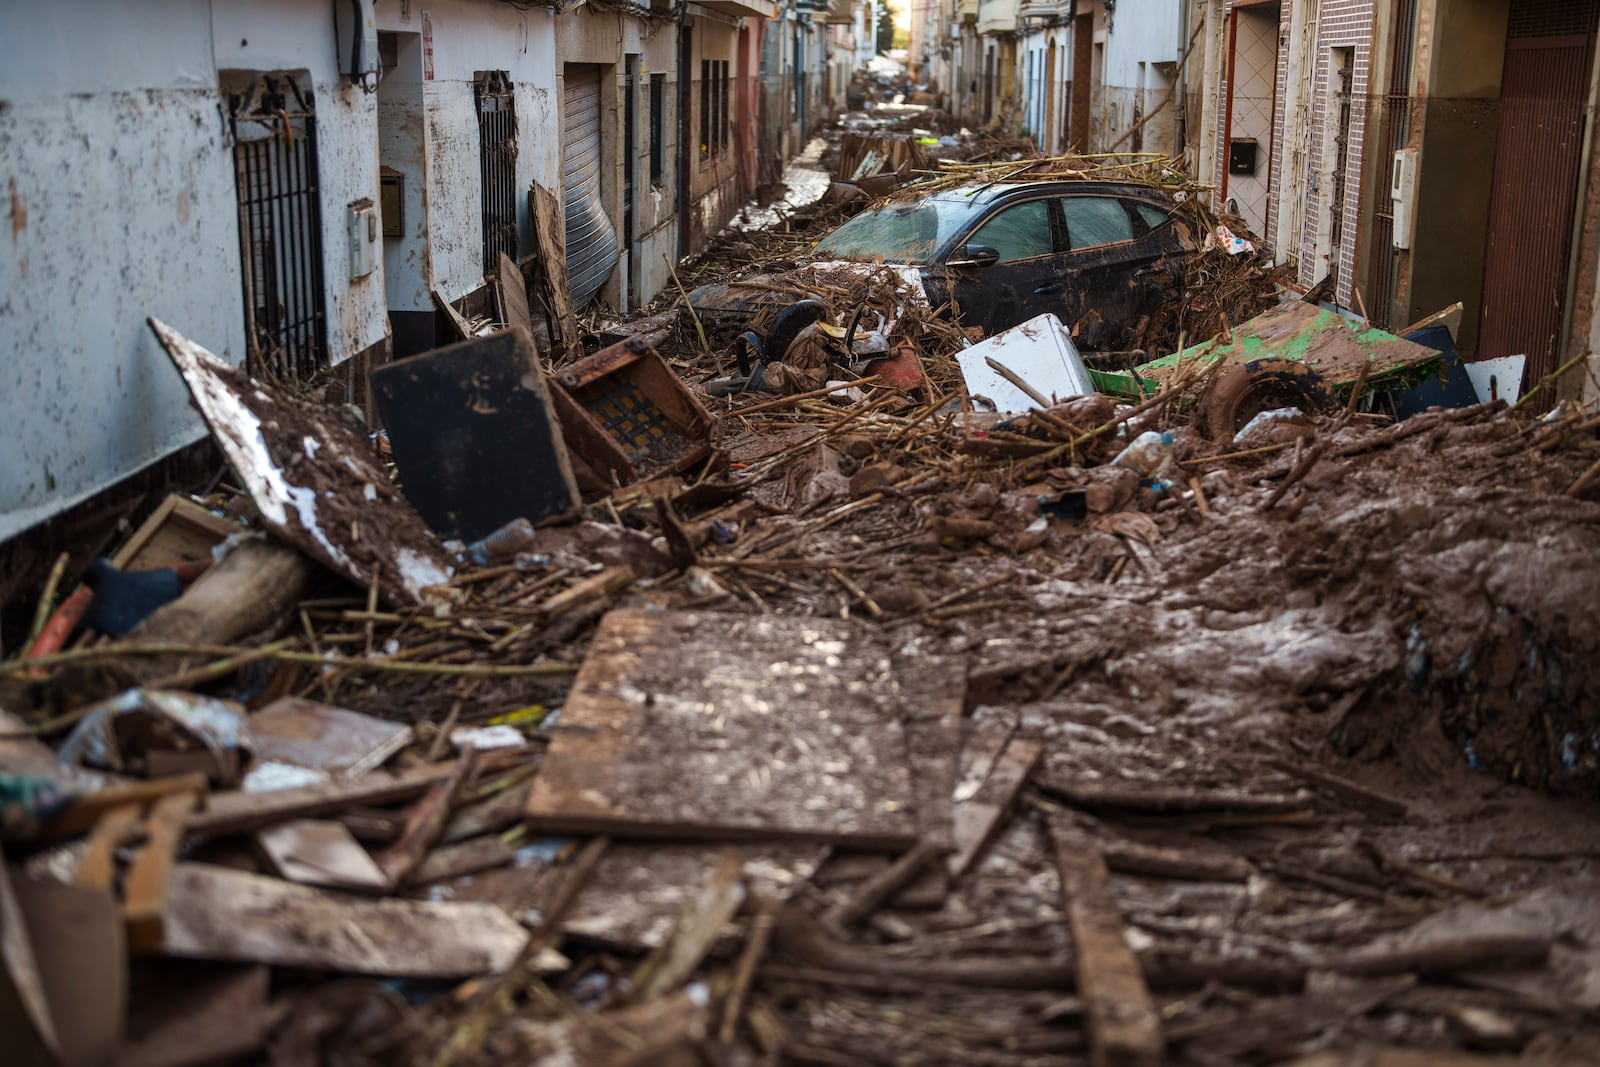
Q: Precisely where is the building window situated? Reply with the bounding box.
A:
[227,72,328,381]
[475,70,518,275]
[700,59,711,160]
[650,73,666,186]
[719,60,731,154]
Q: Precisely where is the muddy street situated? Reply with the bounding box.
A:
[5,54,1600,1067]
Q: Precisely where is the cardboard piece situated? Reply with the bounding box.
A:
[257,819,391,892]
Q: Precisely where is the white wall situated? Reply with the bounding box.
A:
[0,0,390,542]
[374,0,560,304]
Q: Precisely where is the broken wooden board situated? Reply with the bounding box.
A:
[890,651,963,907]
[529,182,580,360]
[162,863,544,977]
[256,819,390,892]
[147,318,453,607]
[497,252,534,337]
[409,835,515,886]
[525,609,918,848]
[247,696,412,782]
[110,494,240,572]
[1048,812,1164,1067]
[6,868,126,1067]
[370,325,582,541]
[449,840,823,952]
[949,734,1044,878]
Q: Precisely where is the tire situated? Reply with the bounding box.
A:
[764,299,829,364]
[1193,357,1336,441]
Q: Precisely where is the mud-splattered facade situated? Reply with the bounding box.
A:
[0,0,392,543]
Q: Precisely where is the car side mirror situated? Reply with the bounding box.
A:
[948,243,999,268]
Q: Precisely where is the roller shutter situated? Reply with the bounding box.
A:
[562,65,620,310]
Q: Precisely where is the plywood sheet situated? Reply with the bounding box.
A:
[525,610,918,847]
[163,864,530,977]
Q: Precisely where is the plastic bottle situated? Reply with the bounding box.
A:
[1111,430,1176,483]
[465,517,538,566]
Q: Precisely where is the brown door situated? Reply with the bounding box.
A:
[1070,14,1092,151]
[1477,0,1599,393]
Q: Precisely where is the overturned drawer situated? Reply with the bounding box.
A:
[551,336,712,493]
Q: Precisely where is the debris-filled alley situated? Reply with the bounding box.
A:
[5,2,1600,1065]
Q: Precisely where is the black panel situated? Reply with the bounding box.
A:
[370,326,580,541]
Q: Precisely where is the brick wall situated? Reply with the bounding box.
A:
[1303,0,1374,303]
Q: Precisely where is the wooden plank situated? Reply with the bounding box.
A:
[187,749,535,839]
[409,834,515,885]
[162,863,532,977]
[1047,812,1164,1067]
[75,803,145,891]
[525,610,919,848]
[528,182,579,360]
[111,494,241,572]
[431,289,475,343]
[124,790,202,953]
[630,852,747,1003]
[1036,776,1311,814]
[497,252,534,336]
[248,696,412,781]
[890,653,962,907]
[949,736,1043,878]
[256,819,391,892]
[376,748,478,886]
[41,772,207,844]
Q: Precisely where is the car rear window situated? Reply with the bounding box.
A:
[814,202,958,263]
[1063,197,1136,249]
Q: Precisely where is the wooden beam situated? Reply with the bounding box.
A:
[1047,812,1164,1067]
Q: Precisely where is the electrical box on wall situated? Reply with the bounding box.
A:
[1229,138,1258,175]
[348,199,377,280]
[334,0,381,90]
[1391,148,1419,250]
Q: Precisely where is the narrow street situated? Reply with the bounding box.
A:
[3,3,1600,1066]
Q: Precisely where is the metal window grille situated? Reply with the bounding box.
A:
[475,70,519,275]
[1328,49,1355,268]
[720,60,731,153]
[1370,0,1419,328]
[229,73,328,381]
[650,74,666,185]
[701,59,712,159]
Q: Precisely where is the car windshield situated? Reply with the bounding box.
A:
[814,200,968,264]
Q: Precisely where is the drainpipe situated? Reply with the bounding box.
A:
[1220,5,1237,206]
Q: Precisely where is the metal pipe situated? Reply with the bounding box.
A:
[1221,5,1237,205]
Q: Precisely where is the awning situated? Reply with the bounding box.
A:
[688,0,777,18]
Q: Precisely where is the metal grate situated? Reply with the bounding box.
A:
[229,73,328,381]
[1327,49,1355,271]
[576,378,677,463]
[1509,0,1599,40]
[475,70,519,276]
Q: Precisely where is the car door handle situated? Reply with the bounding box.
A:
[1033,282,1064,295]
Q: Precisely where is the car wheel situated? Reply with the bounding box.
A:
[1193,357,1337,441]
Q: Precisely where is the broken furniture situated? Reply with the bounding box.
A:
[148,318,453,607]
[371,324,582,541]
[549,336,713,494]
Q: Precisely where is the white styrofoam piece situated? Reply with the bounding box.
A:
[956,313,1095,413]
[1464,354,1525,406]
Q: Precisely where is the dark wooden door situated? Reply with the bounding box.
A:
[1477,0,1598,394]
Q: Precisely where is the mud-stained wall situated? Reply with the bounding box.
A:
[557,7,680,309]
[685,16,744,254]
[1099,0,1183,157]
[376,0,560,304]
[0,0,389,542]
[212,3,389,361]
